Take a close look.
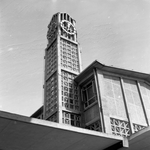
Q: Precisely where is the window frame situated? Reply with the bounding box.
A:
[82,79,97,109]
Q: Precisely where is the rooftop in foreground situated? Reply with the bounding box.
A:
[0,111,128,150]
[126,126,150,150]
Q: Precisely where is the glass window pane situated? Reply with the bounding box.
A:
[87,86,93,99]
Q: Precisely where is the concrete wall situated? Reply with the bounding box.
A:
[84,104,99,124]
[97,70,149,135]
[123,79,146,125]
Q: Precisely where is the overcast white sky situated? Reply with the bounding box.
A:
[0,0,150,116]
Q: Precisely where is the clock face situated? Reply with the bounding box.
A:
[60,20,76,35]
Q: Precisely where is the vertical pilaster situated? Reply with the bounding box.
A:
[43,48,47,119]
[78,44,82,72]
[73,20,77,42]
[137,81,149,126]
[93,68,105,132]
[57,13,62,123]
[96,72,112,134]
[79,87,85,128]
[120,78,134,134]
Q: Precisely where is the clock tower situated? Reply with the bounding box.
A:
[43,12,82,127]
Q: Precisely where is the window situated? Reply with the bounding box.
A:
[62,111,81,127]
[82,80,97,108]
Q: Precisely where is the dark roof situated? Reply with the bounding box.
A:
[0,110,128,150]
[75,60,150,83]
[126,126,150,150]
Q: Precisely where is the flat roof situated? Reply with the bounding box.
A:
[0,111,128,150]
[75,60,150,83]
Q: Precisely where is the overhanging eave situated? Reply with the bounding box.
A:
[0,111,128,150]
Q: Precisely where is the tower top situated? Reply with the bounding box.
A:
[47,12,78,46]
[48,12,76,28]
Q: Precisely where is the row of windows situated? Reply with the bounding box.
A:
[62,111,81,127]
[62,90,78,98]
[61,48,77,54]
[61,51,78,57]
[60,39,75,45]
[60,42,77,49]
[61,64,79,72]
[61,70,77,79]
[62,86,78,94]
[61,70,80,111]
[46,42,57,77]
[60,38,79,72]
[61,60,79,68]
[45,73,57,118]
[61,28,76,41]
[62,97,79,110]
[61,55,78,60]
[61,51,77,57]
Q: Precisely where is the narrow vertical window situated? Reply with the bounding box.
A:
[82,80,97,108]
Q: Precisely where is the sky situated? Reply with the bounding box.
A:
[0,0,150,116]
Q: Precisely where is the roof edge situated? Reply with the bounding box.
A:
[75,60,150,83]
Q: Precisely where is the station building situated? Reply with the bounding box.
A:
[0,12,150,150]
[75,60,150,137]
[31,12,150,137]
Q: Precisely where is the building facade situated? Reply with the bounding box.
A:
[75,61,150,136]
[32,12,150,138]
[43,12,82,126]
